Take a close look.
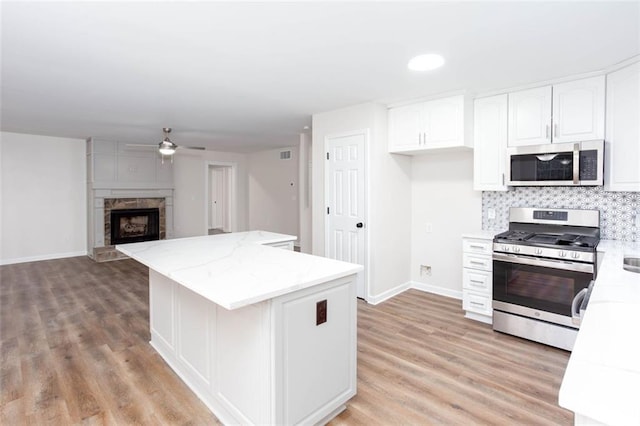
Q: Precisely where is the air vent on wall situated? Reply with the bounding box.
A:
[280,150,291,160]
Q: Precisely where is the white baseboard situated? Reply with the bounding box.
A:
[366,281,412,305]
[0,250,87,266]
[410,281,462,300]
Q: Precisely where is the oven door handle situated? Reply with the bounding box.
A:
[492,252,594,273]
[571,287,589,326]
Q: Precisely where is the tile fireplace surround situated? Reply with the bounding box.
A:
[88,190,173,262]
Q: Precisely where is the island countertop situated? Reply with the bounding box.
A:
[116,230,363,310]
[559,239,640,425]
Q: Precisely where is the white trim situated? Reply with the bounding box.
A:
[366,281,464,306]
[410,281,463,300]
[604,55,640,74]
[366,281,412,305]
[386,89,470,108]
[205,161,238,233]
[0,250,87,266]
[474,55,640,100]
[323,129,370,301]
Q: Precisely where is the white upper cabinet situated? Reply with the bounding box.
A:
[552,76,605,143]
[388,102,423,151]
[605,61,640,192]
[473,94,508,191]
[388,94,472,154]
[508,76,605,147]
[508,86,552,146]
[423,96,464,148]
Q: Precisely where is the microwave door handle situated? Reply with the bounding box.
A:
[573,143,580,185]
[571,287,589,325]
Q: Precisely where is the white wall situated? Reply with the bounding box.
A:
[0,132,87,264]
[173,150,248,238]
[247,146,299,237]
[298,133,312,253]
[312,103,412,303]
[411,150,482,298]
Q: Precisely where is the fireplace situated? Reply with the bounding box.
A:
[110,208,160,245]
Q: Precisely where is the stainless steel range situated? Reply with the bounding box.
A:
[492,207,599,351]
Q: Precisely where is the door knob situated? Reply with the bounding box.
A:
[356,222,364,228]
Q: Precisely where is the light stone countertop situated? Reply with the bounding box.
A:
[116,230,363,310]
[559,239,640,425]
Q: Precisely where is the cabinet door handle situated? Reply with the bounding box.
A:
[418,133,422,145]
[554,123,558,138]
[545,125,550,139]
[501,173,505,186]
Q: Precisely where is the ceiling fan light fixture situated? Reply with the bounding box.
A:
[158,138,177,156]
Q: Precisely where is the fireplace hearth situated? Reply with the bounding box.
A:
[110,208,160,245]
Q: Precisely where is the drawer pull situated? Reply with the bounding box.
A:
[470,279,485,285]
[469,260,486,266]
[470,301,485,307]
[469,244,486,249]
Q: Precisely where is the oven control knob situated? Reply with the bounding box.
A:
[502,245,510,252]
[535,248,543,255]
[571,252,580,259]
[559,250,567,258]
[513,246,520,253]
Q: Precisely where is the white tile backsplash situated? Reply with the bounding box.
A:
[482,187,639,241]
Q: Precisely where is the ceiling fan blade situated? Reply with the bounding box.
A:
[179,146,206,151]
[126,143,156,148]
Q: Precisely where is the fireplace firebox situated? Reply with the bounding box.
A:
[110,208,160,245]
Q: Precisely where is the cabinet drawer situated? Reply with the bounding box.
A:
[462,238,493,255]
[463,291,492,316]
[463,253,492,271]
[463,269,492,293]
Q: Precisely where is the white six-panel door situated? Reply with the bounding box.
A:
[325,131,368,299]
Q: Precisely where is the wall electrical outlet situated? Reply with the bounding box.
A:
[420,265,432,276]
[488,208,496,220]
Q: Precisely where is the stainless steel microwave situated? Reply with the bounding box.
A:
[506,140,604,186]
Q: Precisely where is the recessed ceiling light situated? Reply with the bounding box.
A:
[407,54,445,71]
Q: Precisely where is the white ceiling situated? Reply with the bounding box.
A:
[1,1,639,152]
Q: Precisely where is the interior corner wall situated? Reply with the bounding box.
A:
[312,102,412,302]
[247,146,299,237]
[298,133,312,253]
[173,150,248,238]
[410,150,482,297]
[0,131,87,265]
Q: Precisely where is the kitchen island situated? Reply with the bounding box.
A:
[559,240,640,425]
[117,231,363,425]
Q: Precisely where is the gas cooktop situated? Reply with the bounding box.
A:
[494,230,599,250]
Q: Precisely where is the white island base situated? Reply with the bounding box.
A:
[149,269,357,425]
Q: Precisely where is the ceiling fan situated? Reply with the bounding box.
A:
[127,128,206,156]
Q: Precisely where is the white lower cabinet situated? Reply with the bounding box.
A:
[462,236,493,324]
[149,269,357,425]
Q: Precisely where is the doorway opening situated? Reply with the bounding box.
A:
[206,162,236,234]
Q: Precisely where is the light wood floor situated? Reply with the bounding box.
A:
[0,256,572,425]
